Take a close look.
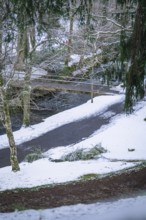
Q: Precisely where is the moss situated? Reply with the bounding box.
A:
[12,203,26,211]
[11,156,20,172]
[79,173,100,181]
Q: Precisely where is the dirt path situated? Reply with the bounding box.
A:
[0,165,146,212]
[0,101,123,168]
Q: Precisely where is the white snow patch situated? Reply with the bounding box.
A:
[0,159,136,191]
[0,196,146,220]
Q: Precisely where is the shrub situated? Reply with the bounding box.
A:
[60,144,107,162]
[25,150,44,163]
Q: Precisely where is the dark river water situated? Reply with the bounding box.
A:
[0,92,90,135]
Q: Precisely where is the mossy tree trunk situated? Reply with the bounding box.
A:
[112,0,146,110]
[0,87,20,172]
[0,21,2,58]
[0,13,20,172]
[124,1,146,111]
[15,25,35,71]
[15,27,29,71]
[22,65,31,127]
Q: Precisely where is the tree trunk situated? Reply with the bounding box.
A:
[65,0,74,66]
[15,25,36,71]
[15,27,29,71]
[0,6,20,172]
[0,14,3,84]
[125,1,146,111]
[0,88,20,172]
[0,20,2,58]
[22,65,31,127]
[28,26,36,49]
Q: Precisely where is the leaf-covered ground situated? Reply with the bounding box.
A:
[0,165,146,212]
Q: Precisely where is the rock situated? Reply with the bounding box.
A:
[128,148,135,152]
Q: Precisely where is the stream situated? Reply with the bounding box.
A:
[0,92,90,135]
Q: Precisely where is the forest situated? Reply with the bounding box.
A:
[0,0,146,171]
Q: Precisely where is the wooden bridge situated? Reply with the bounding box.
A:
[10,72,116,95]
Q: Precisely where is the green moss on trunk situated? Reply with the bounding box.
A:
[1,88,20,172]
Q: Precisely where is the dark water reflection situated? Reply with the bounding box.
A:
[0,92,90,135]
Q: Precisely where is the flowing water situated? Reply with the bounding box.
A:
[0,92,90,135]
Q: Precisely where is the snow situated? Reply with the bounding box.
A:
[68,54,81,66]
[48,99,146,161]
[31,67,48,79]
[0,195,146,220]
[68,50,102,67]
[0,92,146,191]
[0,94,124,149]
[0,159,136,191]
[3,65,48,81]
[1,87,146,218]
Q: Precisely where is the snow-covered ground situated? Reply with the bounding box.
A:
[0,195,146,220]
[4,65,48,80]
[0,88,146,219]
[0,92,146,192]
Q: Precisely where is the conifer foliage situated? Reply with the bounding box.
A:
[117,0,146,111]
[124,1,146,111]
